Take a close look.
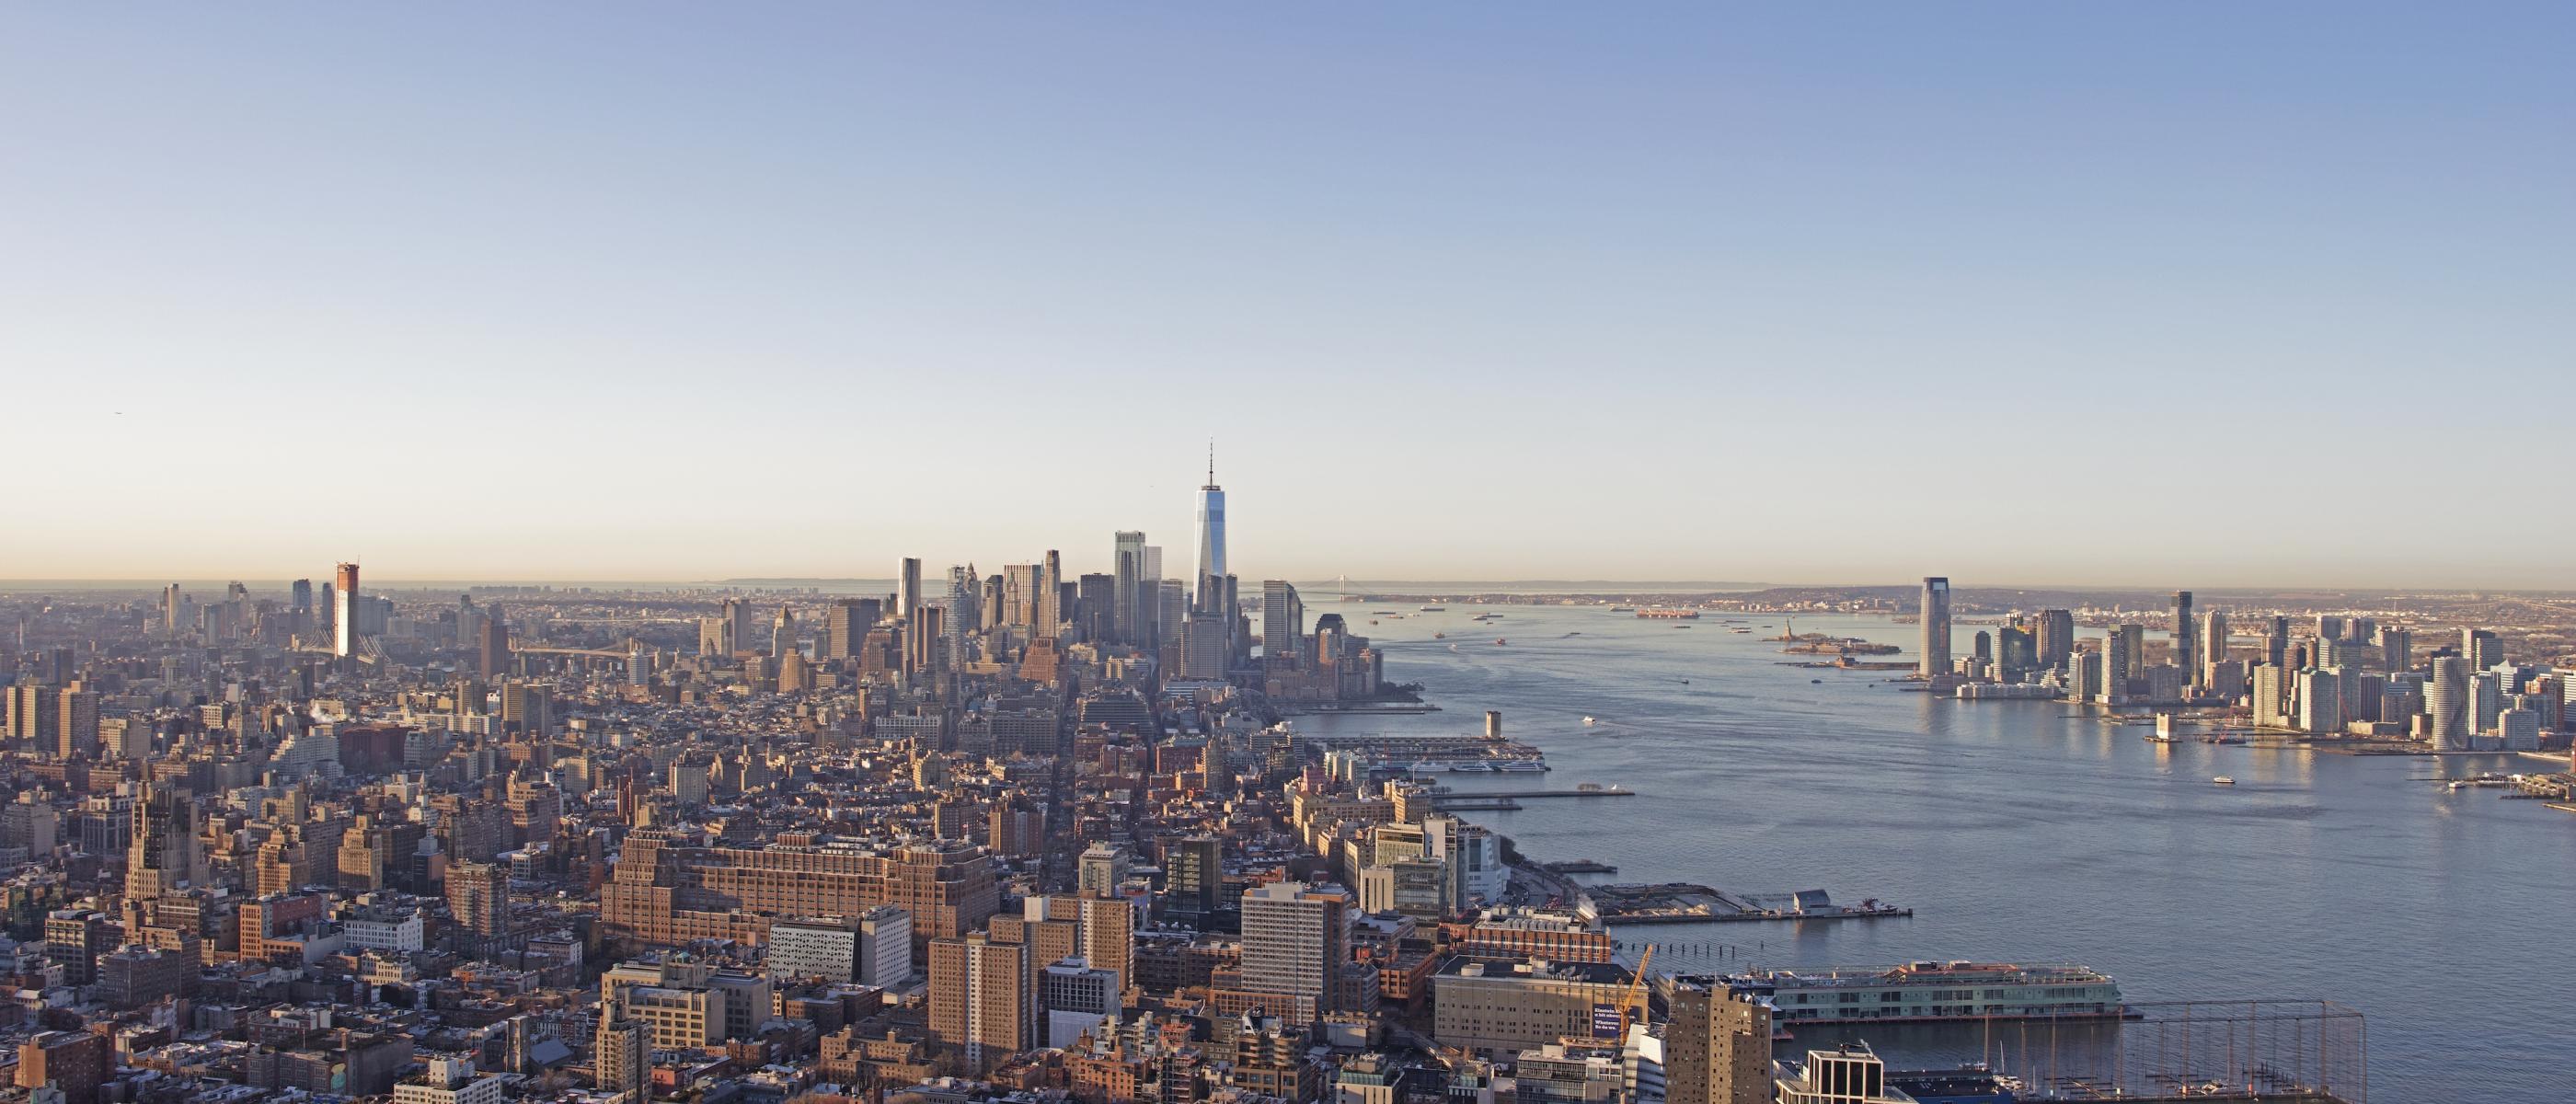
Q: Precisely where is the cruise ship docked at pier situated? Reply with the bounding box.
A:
[1726,961,2126,1025]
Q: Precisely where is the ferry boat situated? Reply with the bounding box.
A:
[2213,776,2237,785]
[1727,961,2125,1026]
[1636,608,1701,619]
[1420,606,1445,612]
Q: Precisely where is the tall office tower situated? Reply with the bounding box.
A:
[2099,629,2132,705]
[769,604,795,657]
[982,572,1006,633]
[826,599,876,661]
[1262,581,1305,670]
[1995,626,2034,678]
[927,934,1032,1074]
[2471,670,2503,734]
[593,1007,649,1099]
[318,581,337,641]
[2427,655,2469,751]
[1667,978,1774,1104]
[1038,550,1064,638]
[722,597,755,655]
[904,606,945,676]
[945,566,976,660]
[2118,624,2146,683]
[1113,534,1145,644]
[478,613,510,679]
[2376,627,2412,673]
[2348,616,2376,644]
[447,859,512,937]
[332,562,361,657]
[161,584,182,637]
[2199,610,2228,686]
[1182,607,1233,678]
[125,782,197,901]
[2172,592,2196,678]
[1917,578,1951,678]
[1197,446,1226,608]
[1075,574,1114,642]
[2462,628,2501,670]
[1239,880,1352,1021]
[1143,546,1164,587]
[1156,580,1187,652]
[2035,608,2075,671]
[55,689,98,759]
[2249,665,2285,728]
[900,558,924,625]
[2317,615,2346,643]
[289,578,313,631]
[1003,565,1041,631]
[2297,670,2343,734]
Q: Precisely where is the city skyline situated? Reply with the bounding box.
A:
[10,7,2571,1102]
[6,5,2573,586]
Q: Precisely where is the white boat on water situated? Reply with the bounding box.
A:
[1581,716,1600,726]
[2213,776,2237,785]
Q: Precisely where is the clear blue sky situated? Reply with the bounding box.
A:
[4,5,2569,587]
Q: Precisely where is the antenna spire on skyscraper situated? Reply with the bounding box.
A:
[1207,438,1216,487]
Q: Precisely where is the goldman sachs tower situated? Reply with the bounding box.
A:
[1196,443,1226,607]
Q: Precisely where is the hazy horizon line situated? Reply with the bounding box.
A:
[6,576,2570,597]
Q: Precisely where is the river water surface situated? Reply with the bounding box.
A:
[1294,604,2571,1100]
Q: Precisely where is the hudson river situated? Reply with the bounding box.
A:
[1295,603,2572,1101]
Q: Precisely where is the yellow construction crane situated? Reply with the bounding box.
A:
[1557,945,1655,1050]
[1617,944,1654,1039]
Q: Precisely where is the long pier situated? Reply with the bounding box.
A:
[1433,788,1635,800]
[1591,881,1911,926]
